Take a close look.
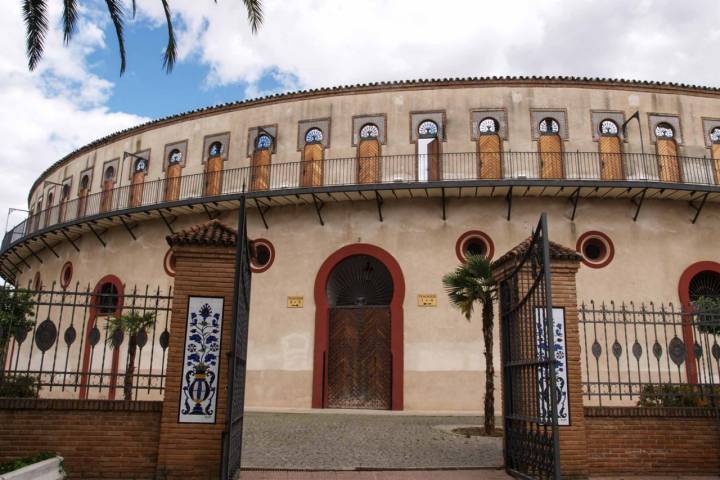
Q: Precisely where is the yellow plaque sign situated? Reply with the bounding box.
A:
[287,296,304,308]
[417,294,438,307]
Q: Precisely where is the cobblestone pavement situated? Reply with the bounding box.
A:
[240,412,503,471]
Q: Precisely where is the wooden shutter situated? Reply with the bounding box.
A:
[427,138,441,181]
[657,139,680,182]
[251,149,271,191]
[130,171,145,208]
[77,189,88,218]
[712,144,720,184]
[358,139,380,184]
[302,143,324,187]
[205,156,224,196]
[599,136,623,180]
[164,164,182,201]
[100,180,114,213]
[539,135,563,179]
[478,135,502,179]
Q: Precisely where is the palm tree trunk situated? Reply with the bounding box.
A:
[124,336,137,401]
[482,298,495,434]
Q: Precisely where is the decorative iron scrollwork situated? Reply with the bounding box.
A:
[136,328,148,348]
[35,319,57,352]
[632,341,643,360]
[668,337,686,366]
[88,325,101,346]
[159,330,170,350]
[611,340,622,359]
[652,341,663,359]
[111,328,124,348]
[591,340,602,359]
[64,325,76,345]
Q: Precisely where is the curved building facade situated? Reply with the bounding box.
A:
[3,77,720,411]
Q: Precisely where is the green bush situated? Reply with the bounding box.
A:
[0,374,40,398]
[638,383,719,407]
[0,452,55,474]
[693,296,720,335]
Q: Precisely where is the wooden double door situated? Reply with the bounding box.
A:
[326,307,392,410]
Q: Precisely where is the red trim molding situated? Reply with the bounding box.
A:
[60,261,73,289]
[311,243,405,410]
[678,261,720,384]
[79,275,124,400]
[455,230,495,263]
[163,249,176,277]
[576,231,615,269]
[250,238,275,273]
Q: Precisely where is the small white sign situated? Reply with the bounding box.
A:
[179,296,224,424]
[534,306,570,426]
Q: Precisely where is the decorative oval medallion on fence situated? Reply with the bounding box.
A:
[35,319,57,352]
[64,325,76,345]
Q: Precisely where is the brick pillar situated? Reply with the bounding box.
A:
[549,258,588,479]
[156,243,236,480]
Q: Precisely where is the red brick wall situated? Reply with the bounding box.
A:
[585,407,720,475]
[0,399,161,478]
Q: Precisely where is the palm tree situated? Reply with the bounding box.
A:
[106,311,155,400]
[443,254,498,435]
[22,0,263,74]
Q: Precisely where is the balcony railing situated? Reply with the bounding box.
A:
[4,151,719,251]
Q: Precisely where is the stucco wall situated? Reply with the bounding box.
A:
[13,195,720,411]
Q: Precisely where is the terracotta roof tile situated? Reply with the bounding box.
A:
[166,220,237,247]
[492,236,581,268]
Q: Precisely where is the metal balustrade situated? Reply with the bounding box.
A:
[4,151,719,251]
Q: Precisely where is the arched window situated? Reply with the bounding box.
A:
[130,157,147,208]
[165,149,183,202]
[251,132,273,191]
[96,281,120,316]
[358,124,381,184]
[100,166,115,213]
[134,158,146,173]
[80,175,90,190]
[208,141,223,157]
[709,128,720,185]
[417,120,441,181]
[655,122,680,182]
[59,183,71,222]
[477,117,502,179]
[43,192,54,227]
[538,117,563,179]
[77,174,90,218]
[205,141,225,196]
[104,166,115,181]
[301,128,324,187]
[598,119,623,180]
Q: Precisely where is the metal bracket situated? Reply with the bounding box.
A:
[441,187,447,221]
[61,228,80,252]
[39,236,60,258]
[119,216,138,241]
[5,256,22,275]
[311,194,325,226]
[375,191,384,222]
[630,188,647,222]
[158,210,176,235]
[202,204,220,221]
[25,244,43,264]
[689,192,709,224]
[254,198,270,230]
[87,222,107,248]
[568,187,581,221]
[14,251,31,269]
[505,186,513,221]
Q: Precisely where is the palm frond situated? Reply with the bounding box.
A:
[442,254,496,320]
[243,0,263,34]
[160,0,176,73]
[104,0,127,74]
[132,0,137,18]
[62,0,78,45]
[23,0,48,71]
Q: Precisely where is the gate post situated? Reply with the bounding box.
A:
[156,220,238,480]
[493,239,588,479]
[547,254,588,479]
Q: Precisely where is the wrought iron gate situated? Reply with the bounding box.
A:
[221,197,252,480]
[498,213,561,480]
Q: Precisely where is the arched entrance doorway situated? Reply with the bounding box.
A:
[678,261,720,384]
[312,244,404,410]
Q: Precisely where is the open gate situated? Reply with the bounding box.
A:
[221,197,252,480]
[498,213,561,480]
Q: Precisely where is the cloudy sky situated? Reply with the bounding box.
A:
[1,0,719,230]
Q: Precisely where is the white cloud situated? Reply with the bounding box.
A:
[0,0,148,230]
[138,0,720,94]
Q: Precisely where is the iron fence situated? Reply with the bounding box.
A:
[0,282,172,401]
[579,301,720,407]
[5,151,719,251]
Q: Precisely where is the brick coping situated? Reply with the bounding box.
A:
[0,398,162,411]
[584,406,719,418]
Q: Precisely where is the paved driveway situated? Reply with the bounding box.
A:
[240,412,503,471]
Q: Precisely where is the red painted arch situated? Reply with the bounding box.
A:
[79,275,125,399]
[677,261,720,384]
[311,243,405,410]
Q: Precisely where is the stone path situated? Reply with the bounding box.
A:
[241,412,503,471]
[239,470,510,479]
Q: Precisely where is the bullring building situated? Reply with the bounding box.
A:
[2,76,720,411]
